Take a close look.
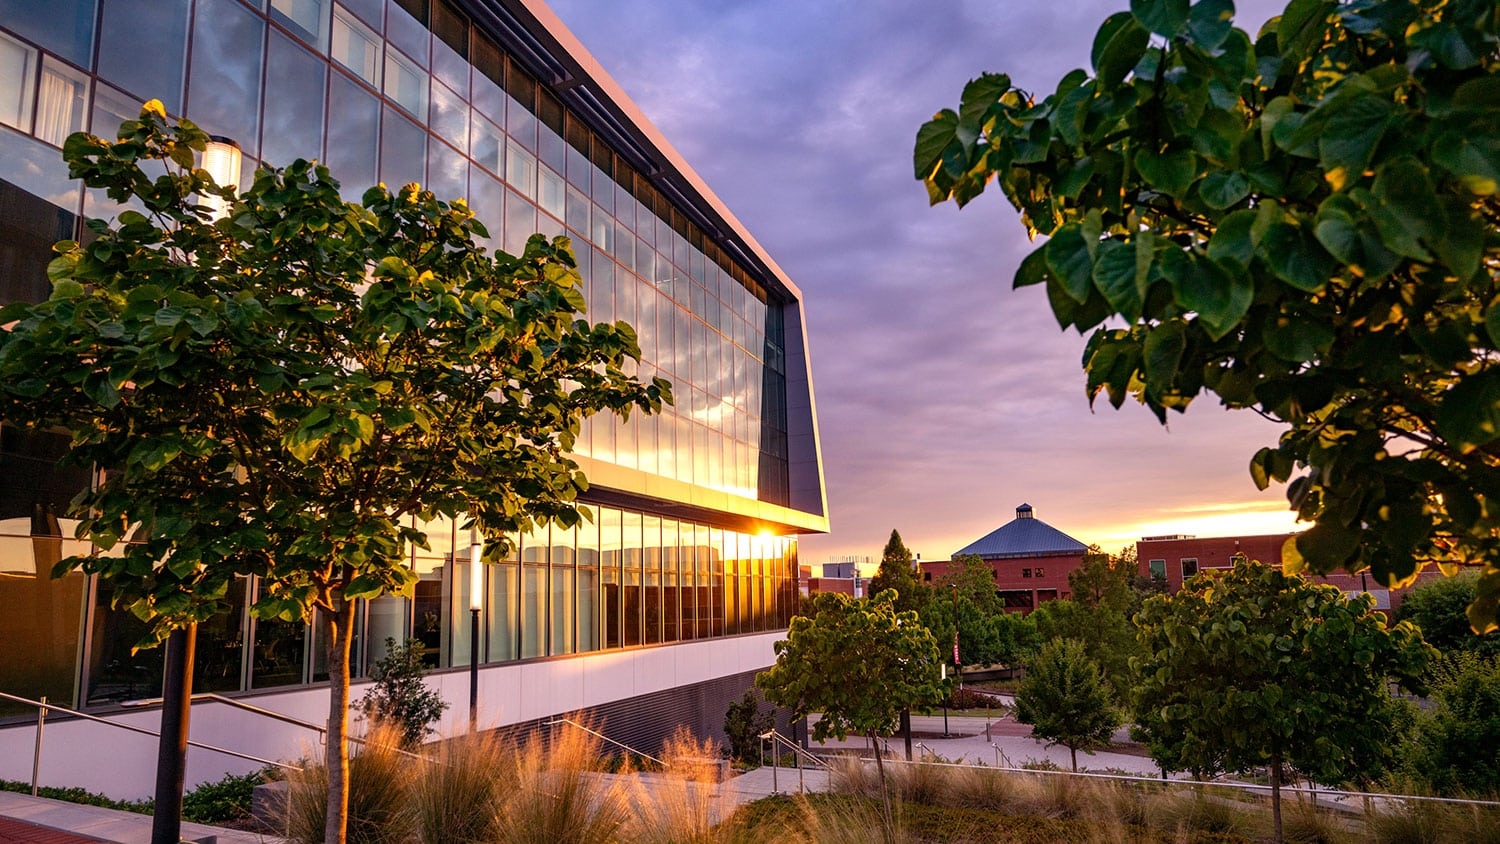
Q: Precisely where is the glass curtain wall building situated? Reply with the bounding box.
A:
[0,0,827,772]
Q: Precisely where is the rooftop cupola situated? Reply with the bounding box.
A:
[1017,503,1034,519]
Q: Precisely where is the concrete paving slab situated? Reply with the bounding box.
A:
[0,791,282,844]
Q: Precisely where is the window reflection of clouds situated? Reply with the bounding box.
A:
[262,32,326,167]
[97,0,189,115]
[188,0,265,159]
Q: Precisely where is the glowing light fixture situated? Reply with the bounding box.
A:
[200,136,242,220]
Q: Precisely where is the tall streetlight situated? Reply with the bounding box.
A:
[152,135,240,844]
[469,527,483,732]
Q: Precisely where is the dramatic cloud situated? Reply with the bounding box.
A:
[549,0,1299,562]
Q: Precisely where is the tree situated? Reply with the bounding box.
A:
[723,687,774,763]
[1406,652,1500,795]
[1132,558,1432,842]
[0,105,667,843]
[1395,569,1500,657]
[917,0,1500,631]
[921,553,1011,669]
[357,638,448,748]
[1030,595,1141,701]
[868,528,929,615]
[757,590,943,825]
[1014,638,1121,771]
[1069,545,1135,614]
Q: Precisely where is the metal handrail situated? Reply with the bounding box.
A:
[761,729,830,771]
[0,689,299,795]
[546,718,666,768]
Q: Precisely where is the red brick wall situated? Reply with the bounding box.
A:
[921,551,1085,613]
[1135,533,1444,612]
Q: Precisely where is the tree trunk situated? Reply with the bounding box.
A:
[901,708,912,761]
[1069,745,1077,772]
[323,601,355,844]
[1270,756,1283,844]
[869,731,894,842]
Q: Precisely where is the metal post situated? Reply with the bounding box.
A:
[943,704,950,738]
[770,735,778,794]
[30,696,46,796]
[469,607,480,732]
[152,625,196,844]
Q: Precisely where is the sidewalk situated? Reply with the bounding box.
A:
[0,792,282,844]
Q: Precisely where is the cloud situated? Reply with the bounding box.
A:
[548,0,1304,563]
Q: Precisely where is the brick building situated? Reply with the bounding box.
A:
[1136,532,1443,611]
[924,504,1087,613]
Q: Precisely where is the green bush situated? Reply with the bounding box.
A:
[181,770,268,825]
[0,779,152,814]
[358,637,449,748]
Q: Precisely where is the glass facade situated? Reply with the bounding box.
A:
[0,0,813,715]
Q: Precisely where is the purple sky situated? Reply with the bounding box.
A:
[547,0,1299,563]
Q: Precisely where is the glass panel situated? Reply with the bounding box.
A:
[326,71,380,198]
[384,0,429,66]
[250,582,307,689]
[33,56,88,148]
[0,32,36,133]
[97,0,189,115]
[538,165,564,220]
[0,424,89,714]
[86,581,164,705]
[339,0,383,31]
[467,167,502,249]
[0,0,96,67]
[0,176,77,306]
[193,578,247,692]
[383,47,426,119]
[429,79,467,152]
[576,516,598,652]
[621,511,642,647]
[331,6,381,87]
[550,566,575,655]
[599,507,621,649]
[520,564,543,658]
[504,138,535,200]
[188,0,265,158]
[364,595,407,673]
[379,104,425,188]
[503,187,533,256]
[262,30,326,166]
[470,111,502,176]
[537,123,564,174]
[427,140,466,202]
[642,515,661,645]
[488,561,518,661]
[661,520,680,643]
[271,0,330,52]
[411,515,452,667]
[429,6,467,99]
[710,527,725,636]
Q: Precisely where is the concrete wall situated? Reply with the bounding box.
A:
[0,631,784,799]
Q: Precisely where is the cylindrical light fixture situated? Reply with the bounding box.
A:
[200,136,242,221]
[469,528,483,611]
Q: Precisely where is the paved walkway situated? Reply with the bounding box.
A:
[0,791,281,844]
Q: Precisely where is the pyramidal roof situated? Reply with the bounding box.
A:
[953,504,1088,560]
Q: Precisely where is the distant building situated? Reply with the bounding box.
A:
[1135,532,1444,611]
[924,504,1087,613]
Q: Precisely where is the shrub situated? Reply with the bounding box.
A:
[409,732,505,844]
[181,770,268,825]
[723,687,773,763]
[357,637,449,748]
[283,724,413,844]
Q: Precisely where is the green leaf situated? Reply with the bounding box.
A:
[1092,13,1151,87]
[1198,171,1250,210]
[1014,244,1050,289]
[1406,21,1481,69]
[958,73,1011,127]
[1135,149,1198,198]
[1262,315,1333,362]
[1295,522,1362,570]
[1091,239,1145,321]
[1207,209,1257,267]
[1436,369,1500,453]
[1432,132,1500,196]
[1144,320,1187,396]
[1131,0,1190,38]
[1315,93,1393,176]
[914,108,961,180]
[1369,156,1442,262]
[1045,223,1095,304]
[1186,0,1236,50]
[1260,223,1332,292]
[1162,253,1252,340]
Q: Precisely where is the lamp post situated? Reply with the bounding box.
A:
[152,136,240,844]
[469,528,483,733]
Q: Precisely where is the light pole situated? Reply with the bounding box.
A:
[469,528,483,733]
[152,135,240,844]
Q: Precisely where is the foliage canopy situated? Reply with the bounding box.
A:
[0,103,667,843]
[1013,638,1121,771]
[1132,558,1432,839]
[917,0,1500,630]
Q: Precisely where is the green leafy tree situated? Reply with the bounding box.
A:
[0,105,667,843]
[1133,558,1432,842]
[1014,638,1122,771]
[723,687,774,763]
[1069,545,1136,615]
[758,590,943,823]
[357,638,448,748]
[922,554,1021,668]
[1395,570,1500,657]
[1030,596,1141,701]
[868,528,929,615]
[1406,652,1500,795]
[917,0,1500,631]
